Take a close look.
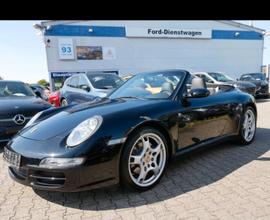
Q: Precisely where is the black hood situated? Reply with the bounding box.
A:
[241,80,267,88]
[0,96,51,119]
[234,81,257,88]
[19,97,170,141]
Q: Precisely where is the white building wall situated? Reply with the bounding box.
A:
[43,20,264,79]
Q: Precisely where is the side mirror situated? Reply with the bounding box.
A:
[80,85,90,92]
[34,91,42,98]
[188,88,210,98]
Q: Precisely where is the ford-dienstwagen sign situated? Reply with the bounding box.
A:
[126,27,212,39]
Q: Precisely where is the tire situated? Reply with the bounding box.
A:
[236,106,257,145]
[120,127,169,191]
[61,98,68,107]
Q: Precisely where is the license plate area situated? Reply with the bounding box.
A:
[3,147,21,168]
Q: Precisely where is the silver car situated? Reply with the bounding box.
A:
[60,72,124,106]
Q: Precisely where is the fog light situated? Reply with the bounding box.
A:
[39,157,85,169]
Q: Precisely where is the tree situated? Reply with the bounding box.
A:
[37,79,49,87]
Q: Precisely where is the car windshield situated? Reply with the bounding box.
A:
[0,81,35,97]
[109,71,185,99]
[208,72,234,82]
[87,73,124,89]
[240,73,265,81]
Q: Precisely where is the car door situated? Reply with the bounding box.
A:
[177,76,234,149]
[77,75,95,102]
[65,75,84,104]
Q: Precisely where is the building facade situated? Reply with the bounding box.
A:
[37,20,265,90]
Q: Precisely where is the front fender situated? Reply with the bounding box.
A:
[100,114,178,182]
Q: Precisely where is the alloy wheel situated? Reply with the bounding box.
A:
[128,133,166,187]
[242,109,256,142]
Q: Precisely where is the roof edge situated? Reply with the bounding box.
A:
[39,20,266,34]
[217,20,265,33]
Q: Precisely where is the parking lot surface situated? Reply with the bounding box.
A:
[1,99,270,220]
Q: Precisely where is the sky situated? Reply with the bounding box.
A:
[0,20,270,83]
[0,20,48,83]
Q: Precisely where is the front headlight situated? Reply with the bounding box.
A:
[66,115,103,147]
[39,157,85,169]
[24,111,43,128]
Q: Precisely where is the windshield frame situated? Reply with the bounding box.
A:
[109,70,187,100]
[240,73,265,81]
[0,81,36,98]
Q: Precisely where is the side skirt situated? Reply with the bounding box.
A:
[173,134,236,159]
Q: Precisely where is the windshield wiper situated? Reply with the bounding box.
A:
[99,86,114,89]
[118,96,145,100]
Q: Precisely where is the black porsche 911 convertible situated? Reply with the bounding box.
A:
[3,70,257,192]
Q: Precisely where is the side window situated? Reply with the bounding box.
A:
[70,76,79,88]
[79,76,89,87]
[197,74,213,84]
[204,75,214,83]
[78,76,91,91]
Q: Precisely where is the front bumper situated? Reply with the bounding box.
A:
[7,162,118,192]
[255,85,269,97]
[4,138,122,192]
[239,87,256,96]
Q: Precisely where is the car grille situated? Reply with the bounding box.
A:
[260,85,268,92]
[29,171,66,187]
[0,117,31,127]
[10,167,66,187]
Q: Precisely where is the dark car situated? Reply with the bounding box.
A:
[60,73,124,106]
[194,72,257,96]
[4,70,257,192]
[0,81,51,146]
[29,84,50,101]
[239,73,269,98]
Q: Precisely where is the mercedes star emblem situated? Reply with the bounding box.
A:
[13,114,26,125]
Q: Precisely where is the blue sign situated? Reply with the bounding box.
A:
[51,72,85,78]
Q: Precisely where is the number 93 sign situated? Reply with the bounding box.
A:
[58,38,74,60]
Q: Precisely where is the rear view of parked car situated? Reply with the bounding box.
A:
[60,73,124,106]
[239,73,269,98]
[48,90,61,107]
[194,72,257,96]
